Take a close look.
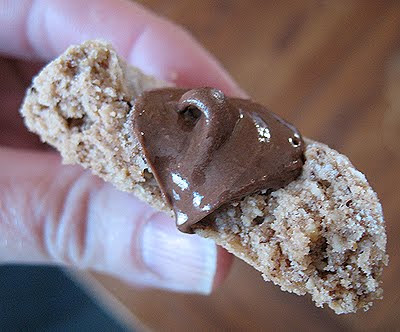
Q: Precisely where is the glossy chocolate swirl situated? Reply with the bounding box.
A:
[133,88,305,233]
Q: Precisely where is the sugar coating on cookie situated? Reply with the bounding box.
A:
[20,40,388,314]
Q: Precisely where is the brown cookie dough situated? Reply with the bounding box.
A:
[20,40,388,314]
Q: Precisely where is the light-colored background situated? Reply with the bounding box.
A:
[86,1,400,330]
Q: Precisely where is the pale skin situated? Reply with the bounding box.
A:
[0,0,247,294]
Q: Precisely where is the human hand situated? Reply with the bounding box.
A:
[0,0,246,294]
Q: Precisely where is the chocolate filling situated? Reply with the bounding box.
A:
[133,87,305,233]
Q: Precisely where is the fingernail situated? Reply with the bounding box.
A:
[141,212,217,294]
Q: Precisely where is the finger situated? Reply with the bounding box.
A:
[0,0,246,96]
[0,147,233,294]
[0,58,45,149]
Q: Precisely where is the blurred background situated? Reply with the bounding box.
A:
[2,0,400,331]
[0,266,130,331]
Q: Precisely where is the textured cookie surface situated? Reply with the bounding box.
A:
[20,40,387,314]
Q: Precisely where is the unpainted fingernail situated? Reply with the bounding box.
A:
[141,212,217,294]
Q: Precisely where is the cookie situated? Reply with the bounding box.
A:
[20,40,387,314]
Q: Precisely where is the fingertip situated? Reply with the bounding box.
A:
[212,247,234,290]
[127,18,247,98]
[4,0,247,98]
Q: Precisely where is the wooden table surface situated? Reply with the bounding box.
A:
[87,1,400,330]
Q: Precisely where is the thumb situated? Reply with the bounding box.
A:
[0,147,231,294]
